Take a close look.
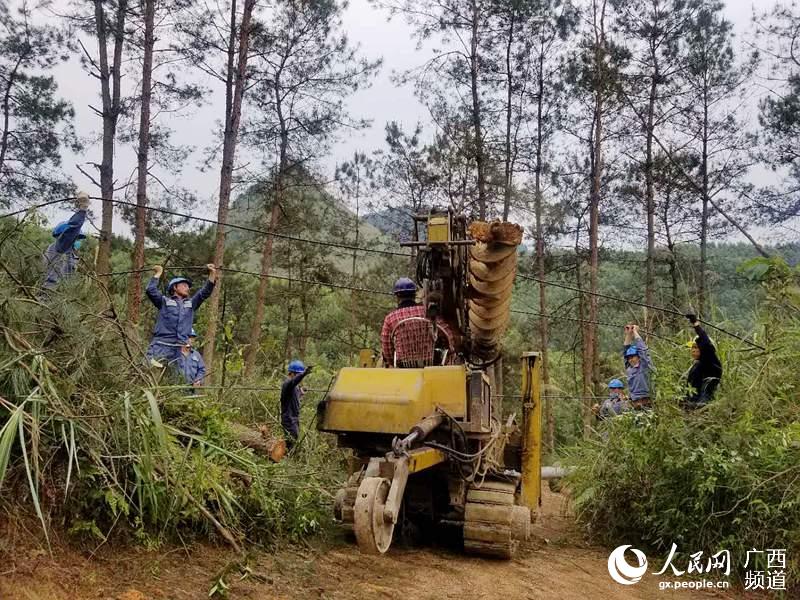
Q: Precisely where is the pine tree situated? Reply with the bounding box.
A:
[614,0,699,326]
[177,0,258,378]
[0,1,75,207]
[240,0,378,376]
[676,1,757,314]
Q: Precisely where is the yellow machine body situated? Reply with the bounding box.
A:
[427,215,451,243]
[321,365,468,435]
[321,212,541,559]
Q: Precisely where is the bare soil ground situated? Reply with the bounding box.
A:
[0,489,754,600]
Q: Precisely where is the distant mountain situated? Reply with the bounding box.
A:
[226,178,397,273]
[363,207,415,242]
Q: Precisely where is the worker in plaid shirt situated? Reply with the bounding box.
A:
[380,278,455,368]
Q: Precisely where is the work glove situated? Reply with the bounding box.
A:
[304,365,314,375]
[76,191,90,211]
[206,263,217,282]
[153,265,163,278]
[685,313,698,325]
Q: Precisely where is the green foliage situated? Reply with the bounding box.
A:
[0,224,340,550]
[565,258,800,584]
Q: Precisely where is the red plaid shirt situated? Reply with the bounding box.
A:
[380,304,455,367]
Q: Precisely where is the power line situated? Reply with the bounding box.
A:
[102,264,759,349]
[2,197,765,349]
[99,197,410,258]
[509,308,680,345]
[515,273,765,350]
[0,196,411,258]
[102,265,395,297]
[0,198,76,219]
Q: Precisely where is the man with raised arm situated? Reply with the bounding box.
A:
[145,264,216,368]
[41,191,90,293]
[623,324,654,410]
[682,313,723,409]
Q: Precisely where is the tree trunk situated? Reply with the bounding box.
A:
[699,84,709,316]
[284,278,294,362]
[586,0,606,426]
[244,68,288,377]
[350,167,361,363]
[644,56,658,330]
[299,289,309,355]
[533,45,552,452]
[94,0,126,283]
[576,233,591,438]
[502,11,515,221]
[664,190,681,331]
[228,423,287,462]
[669,248,679,329]
[0,58,24,176]
[126,0,156,323]
[203,0,257,379]
[244,199,280,375]
[469,0,488,219]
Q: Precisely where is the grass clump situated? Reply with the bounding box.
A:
[0,225,342,552]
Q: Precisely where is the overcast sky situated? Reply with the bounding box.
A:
[37,0,786,244]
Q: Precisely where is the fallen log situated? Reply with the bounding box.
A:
[229,423,287,462]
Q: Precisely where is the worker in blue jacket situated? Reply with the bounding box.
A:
[280,360,313,450]
[176,328,206,392]
[623,324,654,410]
[41,192,89,292]
[596,379,631,420]
[145,263,216,366]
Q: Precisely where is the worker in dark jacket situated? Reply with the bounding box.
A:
[623,324,654,410]
[280,360,313,450]
[682,313,723,409]
[145,263,216,366]
[176,329,206,392]
[41,192,89,292]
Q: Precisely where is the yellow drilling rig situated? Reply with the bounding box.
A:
[316,210,542,558]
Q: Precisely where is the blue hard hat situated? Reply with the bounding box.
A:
[625,345,639,357]
[288,360,305,373]
[189,328,198,337]
[608,378,624,389]
[52,222,86,239]
[393,277,417,295]
[167,276,192,294]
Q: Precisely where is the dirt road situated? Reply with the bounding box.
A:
[0,490,746,600]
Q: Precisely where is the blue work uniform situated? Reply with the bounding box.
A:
[280,370,309,448]
[599,394,631,420]
[145,277,215,363]
[624,337,654,403]
[175,348,206,391]
[41,209,86,291]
